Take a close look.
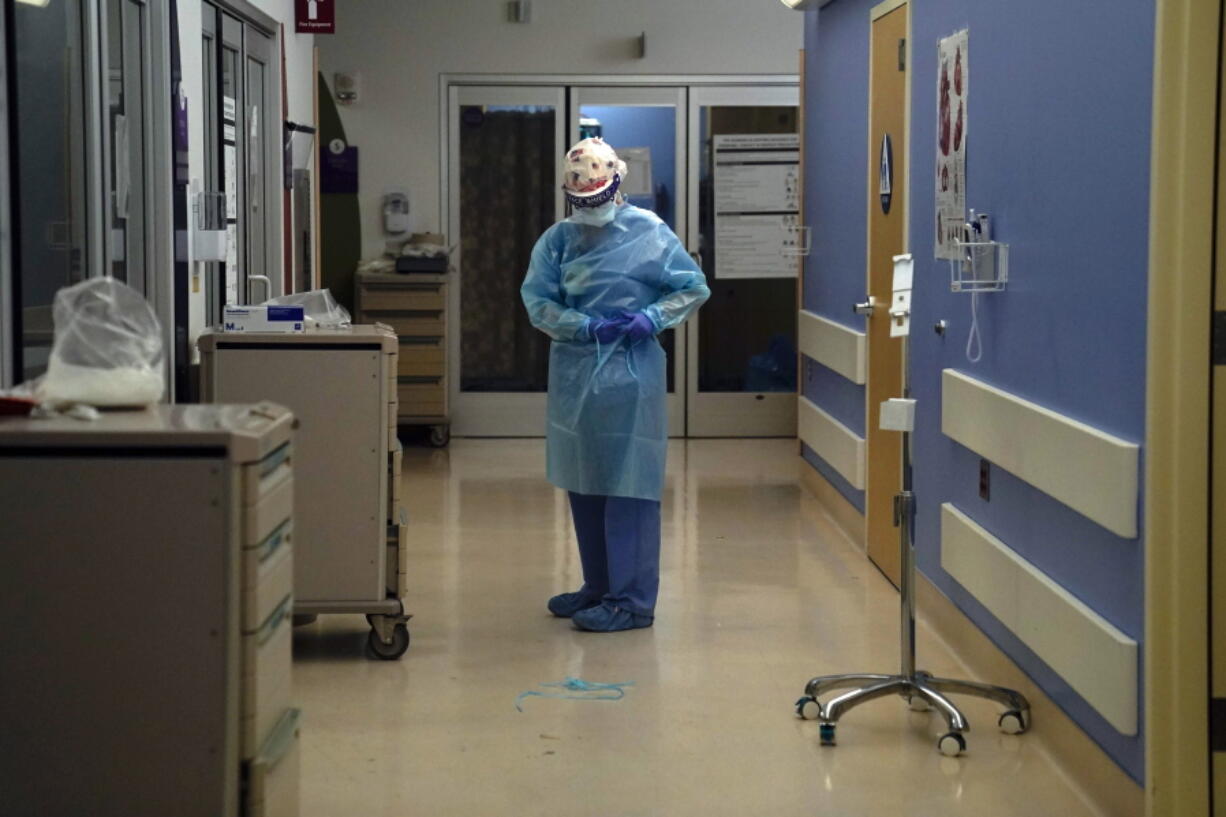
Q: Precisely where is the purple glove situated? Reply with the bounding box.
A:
[623,312,656,343]
[590,316,630,344]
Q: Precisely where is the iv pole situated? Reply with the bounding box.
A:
[794,255,1030,757]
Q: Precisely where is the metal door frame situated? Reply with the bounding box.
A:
[97,0,176,397]
[685,83,800,438]
[441,74,797,438]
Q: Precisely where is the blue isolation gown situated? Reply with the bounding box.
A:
[521,205,710,501]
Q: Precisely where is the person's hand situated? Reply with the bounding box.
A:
[590,316,630,344]
[622,312,656,343]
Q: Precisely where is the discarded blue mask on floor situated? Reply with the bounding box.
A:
[515,677,635,712]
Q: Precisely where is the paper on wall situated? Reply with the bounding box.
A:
[935,29,968,260]
[713,133,801,279]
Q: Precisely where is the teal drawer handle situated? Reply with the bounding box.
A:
[257,595,292,647]
[256,520,291,564]
[256,708,301,772]
[259,443,291,480]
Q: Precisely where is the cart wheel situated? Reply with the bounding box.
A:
[998,709,1028,735]
[428,425,450,448]
[795,696,820,720]
[937,732,966,757]
[366,623,410,660]
[818,723,837,746]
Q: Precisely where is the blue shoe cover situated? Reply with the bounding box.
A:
[548,591,601,618]
[572,602,654,632]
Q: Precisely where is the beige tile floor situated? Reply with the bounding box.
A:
[292,439,1106,817]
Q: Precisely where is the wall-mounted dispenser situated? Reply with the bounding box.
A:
[334,71,360,105]
[949,210,1007,363]
[382,190,410,235]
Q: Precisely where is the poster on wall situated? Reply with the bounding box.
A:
[713,134,801,279]
[935,29,968,260]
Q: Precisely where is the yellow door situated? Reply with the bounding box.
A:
[865,1,909,585]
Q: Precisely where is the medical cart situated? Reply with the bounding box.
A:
[355,270,450,446]
[198,325,411,659]
[0,403,301,817]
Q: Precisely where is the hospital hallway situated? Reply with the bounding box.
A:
[290,438,1101,817]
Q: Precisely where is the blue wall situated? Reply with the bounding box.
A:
[802,1,869,511]
[802,0,1153,781]
[582,105,677,229]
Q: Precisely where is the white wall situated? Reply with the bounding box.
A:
[318,0,803,257]
[178,1,315,350]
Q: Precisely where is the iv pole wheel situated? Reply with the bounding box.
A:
[818,723,837,746]
[937,732,966,757]
[908,695,931,712]
[796,696,820,720]
[998,710,1027,735]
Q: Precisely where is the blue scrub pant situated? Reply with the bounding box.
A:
[568,492,661,618]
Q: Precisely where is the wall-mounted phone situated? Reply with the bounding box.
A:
[383,190,410,235]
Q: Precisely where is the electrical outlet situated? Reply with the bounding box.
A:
[979,459,991,501]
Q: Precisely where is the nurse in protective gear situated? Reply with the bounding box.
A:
[521,137,710,633]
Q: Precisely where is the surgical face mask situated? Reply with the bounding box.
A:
[569,200,617,227]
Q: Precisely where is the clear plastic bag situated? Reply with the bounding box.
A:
[262,289,352,329]
[38,278,165,408]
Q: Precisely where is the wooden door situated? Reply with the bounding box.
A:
[865,1,909,586]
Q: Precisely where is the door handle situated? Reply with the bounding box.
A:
[853,297,877,317]
[248,274,272,304]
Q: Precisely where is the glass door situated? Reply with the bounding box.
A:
[201,3,280,317]
[569,86,688,437]
[243,28,277,304]
[687,86,800,437]
[7,0,90,382]
[103,0,150,294]
[220,12,245,307]
[448,85,566,437]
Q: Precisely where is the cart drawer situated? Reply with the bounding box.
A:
[244,708,301,817]
[398,379,443,403]
[399,404,446,420]
[360,286,445,312]
[242,595,293,758]
[242,539,295,634]
[241,442,293,505]
[398,354,444,378]
[244,475,294,546]
[371,314,445,337]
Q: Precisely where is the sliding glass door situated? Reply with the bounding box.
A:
[687,85,800,437]
[3,0,172,388]
[445,81,798,439]
[569,86,688,437]
[448,85,566,437]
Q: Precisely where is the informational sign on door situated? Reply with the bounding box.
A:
[935,29,968,260]
[713,134,801,279]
